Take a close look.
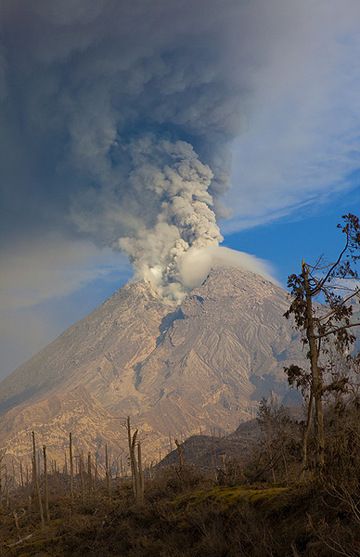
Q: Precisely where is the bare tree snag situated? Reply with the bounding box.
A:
[43,445,50,522]
[31,432,44,528]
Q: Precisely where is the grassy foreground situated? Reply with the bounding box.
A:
[1,468,359,557]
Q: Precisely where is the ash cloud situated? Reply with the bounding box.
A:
[1,1,360,304]
[0,0,248,300]
[116,138,222,300]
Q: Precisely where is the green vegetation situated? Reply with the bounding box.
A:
[0,465,359,556]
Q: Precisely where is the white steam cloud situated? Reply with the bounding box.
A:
[179,246,277,291]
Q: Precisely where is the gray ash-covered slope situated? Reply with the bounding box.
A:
[157,419,261,471]
[0,267,304,462]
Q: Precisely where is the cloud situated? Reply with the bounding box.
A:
[179,246,277,290]
[0,233,131,378]
[0,310,56,377]
[0,234,130,310]
[0,0,248,299]
[1,1,360,371]
[223,0,360,231]
[1,1,359,254]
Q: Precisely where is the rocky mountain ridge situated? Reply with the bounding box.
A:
[0,267,304,464]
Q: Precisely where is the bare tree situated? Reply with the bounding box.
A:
[285,213,360,477]
[31,432,44,527]
[43,445,50,522]
[126,417,144,504]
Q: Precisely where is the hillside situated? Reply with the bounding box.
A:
[0,267,305,462]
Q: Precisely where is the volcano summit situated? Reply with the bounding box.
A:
[0,266,303,463]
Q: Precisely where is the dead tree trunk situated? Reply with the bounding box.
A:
[19,461,24,488]
[79,452,85,502]
[174,439,185,470]
[137,442,144,504]
[105,444,111,498]
[303,263,325,475]
[126,417,143,504]
[43,446,50,522]
[69,433,74,502]
[127,417,137,497]
[32,432,44,528]
[87,452,92,497]
[301,389,314,480]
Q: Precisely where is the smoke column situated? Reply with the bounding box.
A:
[0,1,250,299]
[117,138,223,299]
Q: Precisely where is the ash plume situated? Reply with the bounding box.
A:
[116,138,222,300]
[1,1,360,305]
[0,1,251,299]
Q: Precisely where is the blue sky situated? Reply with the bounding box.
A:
[225,184,360,286]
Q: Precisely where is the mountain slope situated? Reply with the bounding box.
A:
[0,267,304,462]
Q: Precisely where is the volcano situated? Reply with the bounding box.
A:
[0,267,304,464]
